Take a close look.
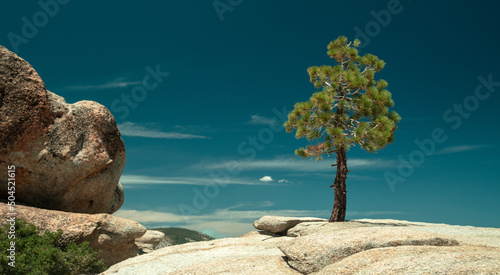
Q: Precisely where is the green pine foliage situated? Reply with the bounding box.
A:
[285,36,401,159]
[0,219,107,275]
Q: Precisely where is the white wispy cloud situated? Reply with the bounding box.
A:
[120,175,201,186]
[114,205,404,237]
[118,122,210,139]
[120,174,279,187]
[193,157,393,172]
[436,145,485,155]
[248,115,279,126]
[114,209,186,223]
[64,78,141,91]
[226,201,275,209]
[278,179,291,183]
[114,208,330,227]
[259,176,273,182]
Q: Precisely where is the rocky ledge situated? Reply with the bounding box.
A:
[103,216,500,274]
[0,202,146,266]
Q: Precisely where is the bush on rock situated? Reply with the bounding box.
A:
[0,219,107,275]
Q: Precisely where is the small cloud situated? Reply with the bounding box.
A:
[118,122,210,139]
[259,176,274,182]
[248,115,279,126]
[278,179,291,183]
[64,78,141,91]
[436,145,484,155]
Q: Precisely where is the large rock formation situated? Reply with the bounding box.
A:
[280,218,500,274]
[278,226,459,273]
[0,45,125,214]
[103,217,500,274]
[0,202,146,266]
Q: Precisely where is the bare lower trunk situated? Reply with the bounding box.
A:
[329,147,348,222]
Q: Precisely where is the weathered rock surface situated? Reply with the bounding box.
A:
[0,45,125,214]
[286,220,378,237]
[253,215,327,234]
[103,217,500,274]
[136,230,165,254]
[314,245,500,274]
[0,202,146,266]
[102,231,296,274]
[356,218,500,248]
[169,256,299,275]
[278,226,459,274]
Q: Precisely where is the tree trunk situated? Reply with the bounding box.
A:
[329,147,348,222]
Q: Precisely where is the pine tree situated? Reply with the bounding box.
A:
[284,36,401,222]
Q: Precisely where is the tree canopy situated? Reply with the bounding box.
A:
[285,36,400,159]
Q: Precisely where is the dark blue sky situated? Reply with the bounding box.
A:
[2,0,499,237]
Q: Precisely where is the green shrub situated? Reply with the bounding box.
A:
[0,219,107,275]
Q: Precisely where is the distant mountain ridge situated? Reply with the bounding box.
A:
[153,227,214,249]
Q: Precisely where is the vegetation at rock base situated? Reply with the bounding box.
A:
[284,36,400,222]
[153,227,214,248]
[0,219,107,275]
